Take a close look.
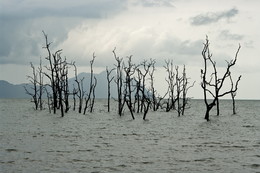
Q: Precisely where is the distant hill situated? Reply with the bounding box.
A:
[0,80,31,98]
[68,71,118,98]
[0,71,118,99]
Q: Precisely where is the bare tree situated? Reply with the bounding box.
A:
[42,31,61,114]
[24,62,39,110]
[174,65,195,116]
[113,48,125,116]
[37,58,44,110]
[181,65,195,115]
[84,53,96,114]
[106,66,115,112]
[42,31,72,117]
[89,76,97,113]
[229,73,240,114]
[142,95,151,120]
[164,60,176,112]
[134,69,142,113]
[72,62,85,113]
[175,66,183,116]
[201,36,242,121]
[148,59,157,111]
[139,60,153,112]
[124,56,136,120]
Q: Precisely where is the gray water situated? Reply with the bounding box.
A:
[0,99,259,173]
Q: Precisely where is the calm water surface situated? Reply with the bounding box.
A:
[0,99,259,173]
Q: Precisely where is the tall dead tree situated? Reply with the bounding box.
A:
[174,65,195,116]
[113,48,125,116]
[148,59,157,111]
[139,60,152,112]
[84,53,96,114]
[42,31,60,114]
[134,69,142,113]
[181,65,195,115]
[90,76,97,113]
[73,62,85,113]
[24,62,39,110]
[164,60,176,112]
[106,66,115,112]
[229,73,239,114]
[201,36,241,121]
[42,31,71,117]
[37,58,44,110]
[124,56,136,120]
[175,66,183,116]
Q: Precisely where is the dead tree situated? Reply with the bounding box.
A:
[73,62,85,113]
[164,60,176,112]
[113,48,125,116]
[138,60,152,112]
[60,59,70,113]
[106,66,115,112]
[24,62,39,110]
[124,56,136,120]
[142,95,151,120]
[201,36,241,121]
[72,84,77,111]
[84,53,96,114]
[175,66,183,116]
[42,31,72,117]
[134,69,142,113]
[174,65,195,116]
[89,76,97,113]
[37,58,44,110]
[42,31,61,114]
[148,59,157,111]
[181,65,195,115]
[229,73,240,114]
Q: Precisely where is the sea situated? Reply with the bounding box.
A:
[0,99,259,173]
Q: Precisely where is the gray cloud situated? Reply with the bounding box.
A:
[134,0,175,7]
[190,8,238,26]
[219,30,244,40]
[0,0,126,20]
[0,0,127,65]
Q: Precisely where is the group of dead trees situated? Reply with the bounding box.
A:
[25,31,97,117]
[25,33,242,121]
[105,48,195,120]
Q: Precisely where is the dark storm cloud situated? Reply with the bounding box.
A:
[190,8,239,26]
[0,0,126,65]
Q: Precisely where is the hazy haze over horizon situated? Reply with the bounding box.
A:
[0,0,259,99]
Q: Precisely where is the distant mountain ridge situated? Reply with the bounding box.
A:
[0,71,117,99]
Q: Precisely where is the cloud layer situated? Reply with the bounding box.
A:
[1,0,260,99]
[190,8,238,25]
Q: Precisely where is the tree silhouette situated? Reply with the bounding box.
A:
[201,36,241,121]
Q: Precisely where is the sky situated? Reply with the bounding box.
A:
[0,0,259,99]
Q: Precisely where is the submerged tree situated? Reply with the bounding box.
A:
[113,48,125,116]
[72,62,85,113]
[163,60,176,112]
[181,65,195,116]
[229,73,239,114]
[123,56,136,120]
[106,66,115,112]
[84,53,97,114]
[24,62,41,110]
[201,36,241,121]
[42,31,72,117]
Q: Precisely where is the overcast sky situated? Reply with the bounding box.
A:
[0,0,259,99]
